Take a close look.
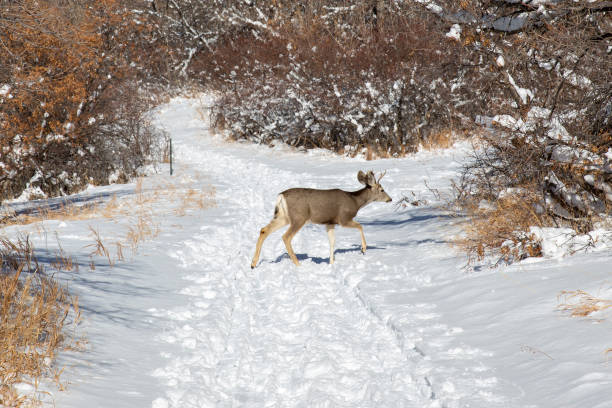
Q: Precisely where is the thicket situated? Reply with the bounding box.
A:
[203,5,466,155]
[140,1,474,155]
[0,0,167,203]
[444,0,612,261]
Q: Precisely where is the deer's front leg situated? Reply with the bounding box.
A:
[343,220,366,254]
[251,217,288,269]
[326,224,335,264]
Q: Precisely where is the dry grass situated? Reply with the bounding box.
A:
[125,214,160,256]
[420,129,460,151]
[135,177,146,206]
[0,178,217,403]
[87,226,114,267]
[51,234,76,273]
[0,196,127,227]
[456,194,545,264]
[84,182,214,267]
[337,129,462,160]
[1,179,215,234]
[0,237,80,407]
[558,289,612,357]
[558,290,612,318]
[174,187,216,216]
[115,241,126,263]
[0,236,39,274]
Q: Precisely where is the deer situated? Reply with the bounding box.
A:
[250,170,392,268]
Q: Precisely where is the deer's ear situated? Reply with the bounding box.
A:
[357,170,368,185]
[366,171,376,186]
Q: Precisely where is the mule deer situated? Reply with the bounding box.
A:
[251,170,392,268]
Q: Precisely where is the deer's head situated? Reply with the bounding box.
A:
[357,170,392,203]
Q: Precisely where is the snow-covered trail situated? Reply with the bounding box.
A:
[149,98,431,406]
[145,97,509,407]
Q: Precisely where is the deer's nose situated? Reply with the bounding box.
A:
[387,197,392,202]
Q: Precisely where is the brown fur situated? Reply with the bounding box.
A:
[251,171,391,268]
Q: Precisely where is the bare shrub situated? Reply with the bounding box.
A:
[456,193,544,264]
[455,126,610,262]
[443,0,612,260]
[197,2,465,155]
[0,0,166,202]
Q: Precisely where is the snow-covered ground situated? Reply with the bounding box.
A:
[3,95,612,407]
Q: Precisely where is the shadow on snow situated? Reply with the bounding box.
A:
[271,244,385,265]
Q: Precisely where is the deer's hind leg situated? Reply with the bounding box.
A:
[282,219,306,266]
[251,213,289,269]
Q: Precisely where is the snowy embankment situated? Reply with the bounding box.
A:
[3,96,612,407]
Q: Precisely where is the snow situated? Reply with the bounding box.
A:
[530,227,612,258]
[414,0,444,15]
[445,24,461,41]
[507,73,534,105]
[490,106,580,144]
[3,95,612,407]
[495,55,505,67]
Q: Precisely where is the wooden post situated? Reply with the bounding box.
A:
[169,138,173,176]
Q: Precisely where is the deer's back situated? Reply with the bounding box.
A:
[281,188,357,225]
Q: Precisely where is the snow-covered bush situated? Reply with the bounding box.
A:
[447,0,612,261]
[0,0,165,202]
[192,2,467,155]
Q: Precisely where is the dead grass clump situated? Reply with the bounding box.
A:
[125,214,160,256]
[99,195,123,219]
[558,290,612,318]
[0,179,216,402]
[1,195,128,227]
[1,236,41,275]
[87,227,114,267]
[0,237,80,406]
[174,187,216,216]
[85,215,159,269]
[3,179,216,271]
[457,194,544,264]
[51,235,76,273]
